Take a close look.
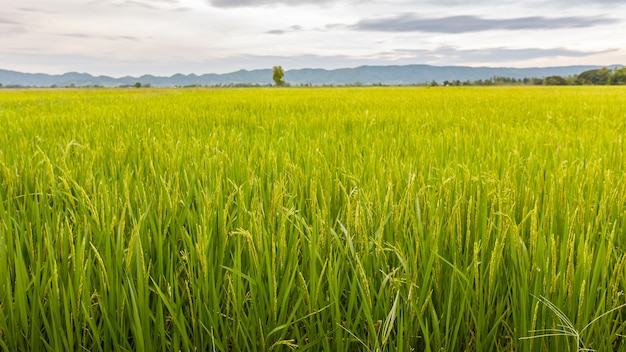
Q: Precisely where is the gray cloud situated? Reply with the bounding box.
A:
[561,0,626,4]
[266,25,303,34]
[385,46,618,62]
[104,0,187,10]
[208,0,331,7]
[57,33,93,38]
[473,47,616,60]
[0,17,21,25]
[0,17,28,35]
[55,32,141,41]
[124,0,161,9]
[0,26,28,35]
[18,7,55,14]
[420,0,626,5]
[354,14,620,33]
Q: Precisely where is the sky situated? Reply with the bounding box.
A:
[1,0,625,77]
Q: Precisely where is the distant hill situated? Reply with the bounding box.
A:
[0,64,622,87]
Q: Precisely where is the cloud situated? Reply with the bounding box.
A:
[0,26,28,35]
[562,0,626,4]
[207,0,331,7]
[369,46,620,66]
[266,25,303,34]
[419,0,626,5]
[54,33,141,41]
[0,17,21,25]
[124,0,161,9]
[102,0,188,10]
[0,17,28,34]
[353,14,620,33]
[18,7,55,14]
[206,0,626,7]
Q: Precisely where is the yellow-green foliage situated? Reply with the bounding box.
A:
[1,87,625,351]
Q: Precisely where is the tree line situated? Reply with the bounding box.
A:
[437,67,626,86]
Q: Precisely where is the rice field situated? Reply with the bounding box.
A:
[1,86,625,351]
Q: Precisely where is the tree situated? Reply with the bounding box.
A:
[272,66,285,86]
[609,67,626,85]
[578,68,611,85]
[134,82,142,88]
[544,76,567,85]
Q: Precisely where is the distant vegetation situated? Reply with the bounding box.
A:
[437,67,626,86]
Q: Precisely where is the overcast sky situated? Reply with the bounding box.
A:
[2,0,625,76]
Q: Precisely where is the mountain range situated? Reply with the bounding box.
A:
[0,64,621,87]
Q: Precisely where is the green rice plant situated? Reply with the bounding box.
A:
[0,86,625,351]
[521,295,626,351]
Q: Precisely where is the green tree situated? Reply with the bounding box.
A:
[578,68,611,85]
[544,76,567,85]
[134,82,142,88]
[272,66,285,86]
[609,67,626,85]
[564,75,577,85]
